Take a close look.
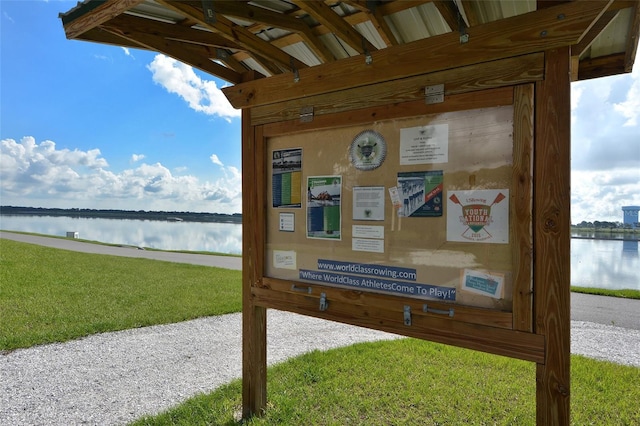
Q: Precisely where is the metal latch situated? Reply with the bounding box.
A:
[319,293,328,311]
[291,284,312,294]
[423,304,454,317]
[300,106,314,123]
[403,305,412,326]
[425,84,444,105]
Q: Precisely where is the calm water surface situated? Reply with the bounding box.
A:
[2,216,638,290]
[0,215,242,254]
[571,238,639,290]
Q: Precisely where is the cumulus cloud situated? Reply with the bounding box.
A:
[570,65,640,223]
[209,154,223,167]
[0,137,242,213]
[147,54,240,121]
[613,66,640,127]
[131,154,145,162]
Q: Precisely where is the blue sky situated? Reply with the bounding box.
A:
[1,1,639,221]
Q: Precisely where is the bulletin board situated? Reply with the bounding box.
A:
[243,51,570,424]
[261,85,534,331]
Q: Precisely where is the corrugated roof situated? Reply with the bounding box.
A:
[59,0,639,85]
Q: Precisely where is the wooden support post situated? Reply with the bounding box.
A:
[242,107,267,418]
[534,47,572,425]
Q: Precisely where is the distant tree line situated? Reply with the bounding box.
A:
[572,220,638,230]
[0,206,242,224]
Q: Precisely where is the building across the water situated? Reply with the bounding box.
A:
[622,206,640,229]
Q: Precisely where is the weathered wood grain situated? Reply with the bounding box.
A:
[262,86,514,137]
[252,285,545,363]
[252,53,543,127]
[242,107,267,418]
[512,84,535,332]
[534,47,572,426]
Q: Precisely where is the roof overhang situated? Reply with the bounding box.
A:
[60,0,639,107]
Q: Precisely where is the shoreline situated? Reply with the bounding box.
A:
[571,234,640,241]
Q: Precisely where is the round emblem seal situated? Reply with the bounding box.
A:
[349,130,387,171]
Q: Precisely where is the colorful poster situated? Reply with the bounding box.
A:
[353,186,385,221]
[397,170,443,217]
[272,148,302,208]
[400,123,449,165]
[307,176,342,240]
[447,189,509,243]
[461,269,505,299]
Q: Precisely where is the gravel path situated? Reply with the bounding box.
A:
[2,311,638,426]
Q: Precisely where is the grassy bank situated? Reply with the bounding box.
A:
[2,237,637,350]
[132,339,640,425]
[572,286,640,299]
[0,239,242,351]
[2,237,639,424]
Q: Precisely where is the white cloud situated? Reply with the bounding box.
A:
[1,137,242,214]
[570,63,640,223]
[613,66,640,127]
[93,54,111,62]
[121,47,134,59]
[147,54,240,121]
[209,154,223,167]
[131,154,145,162]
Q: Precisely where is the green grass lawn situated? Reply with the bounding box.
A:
[0,239,242,350]
[2,237,639,424]
[132,339,640,425]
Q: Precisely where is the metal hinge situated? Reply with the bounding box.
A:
[425,84,444,105]
[319,293,328,311]
[403,305,412,326]
[300,106,314,123]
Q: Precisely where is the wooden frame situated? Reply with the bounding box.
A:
[55,1,635,424]
[240,49,572,423]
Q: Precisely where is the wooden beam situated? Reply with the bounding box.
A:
[156,0,306,73]
[377,0,431,16]
[61,0,145,40]
[578,52,626,80]
[460,0,480,27]
[252,53,544,126]
[358,8,399,47]
[512,84,534,332]
[537,0,571,10]
[101,24,243,83]
[253,283,545,363]
[574,9,620,58]
[433,0,463,32]
[534,47,572,425]
[212,0,335,63]
[75,27,151,50]
[241,103,268,419]
[291,0,377,54]
[624,2,640,72]
[106,13,244,50]
[223,1,613,108]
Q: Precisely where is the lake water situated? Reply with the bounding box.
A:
[0,215,242,255]
[1,215,638,290]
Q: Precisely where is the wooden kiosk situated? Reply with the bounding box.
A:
[60,1,639,423]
